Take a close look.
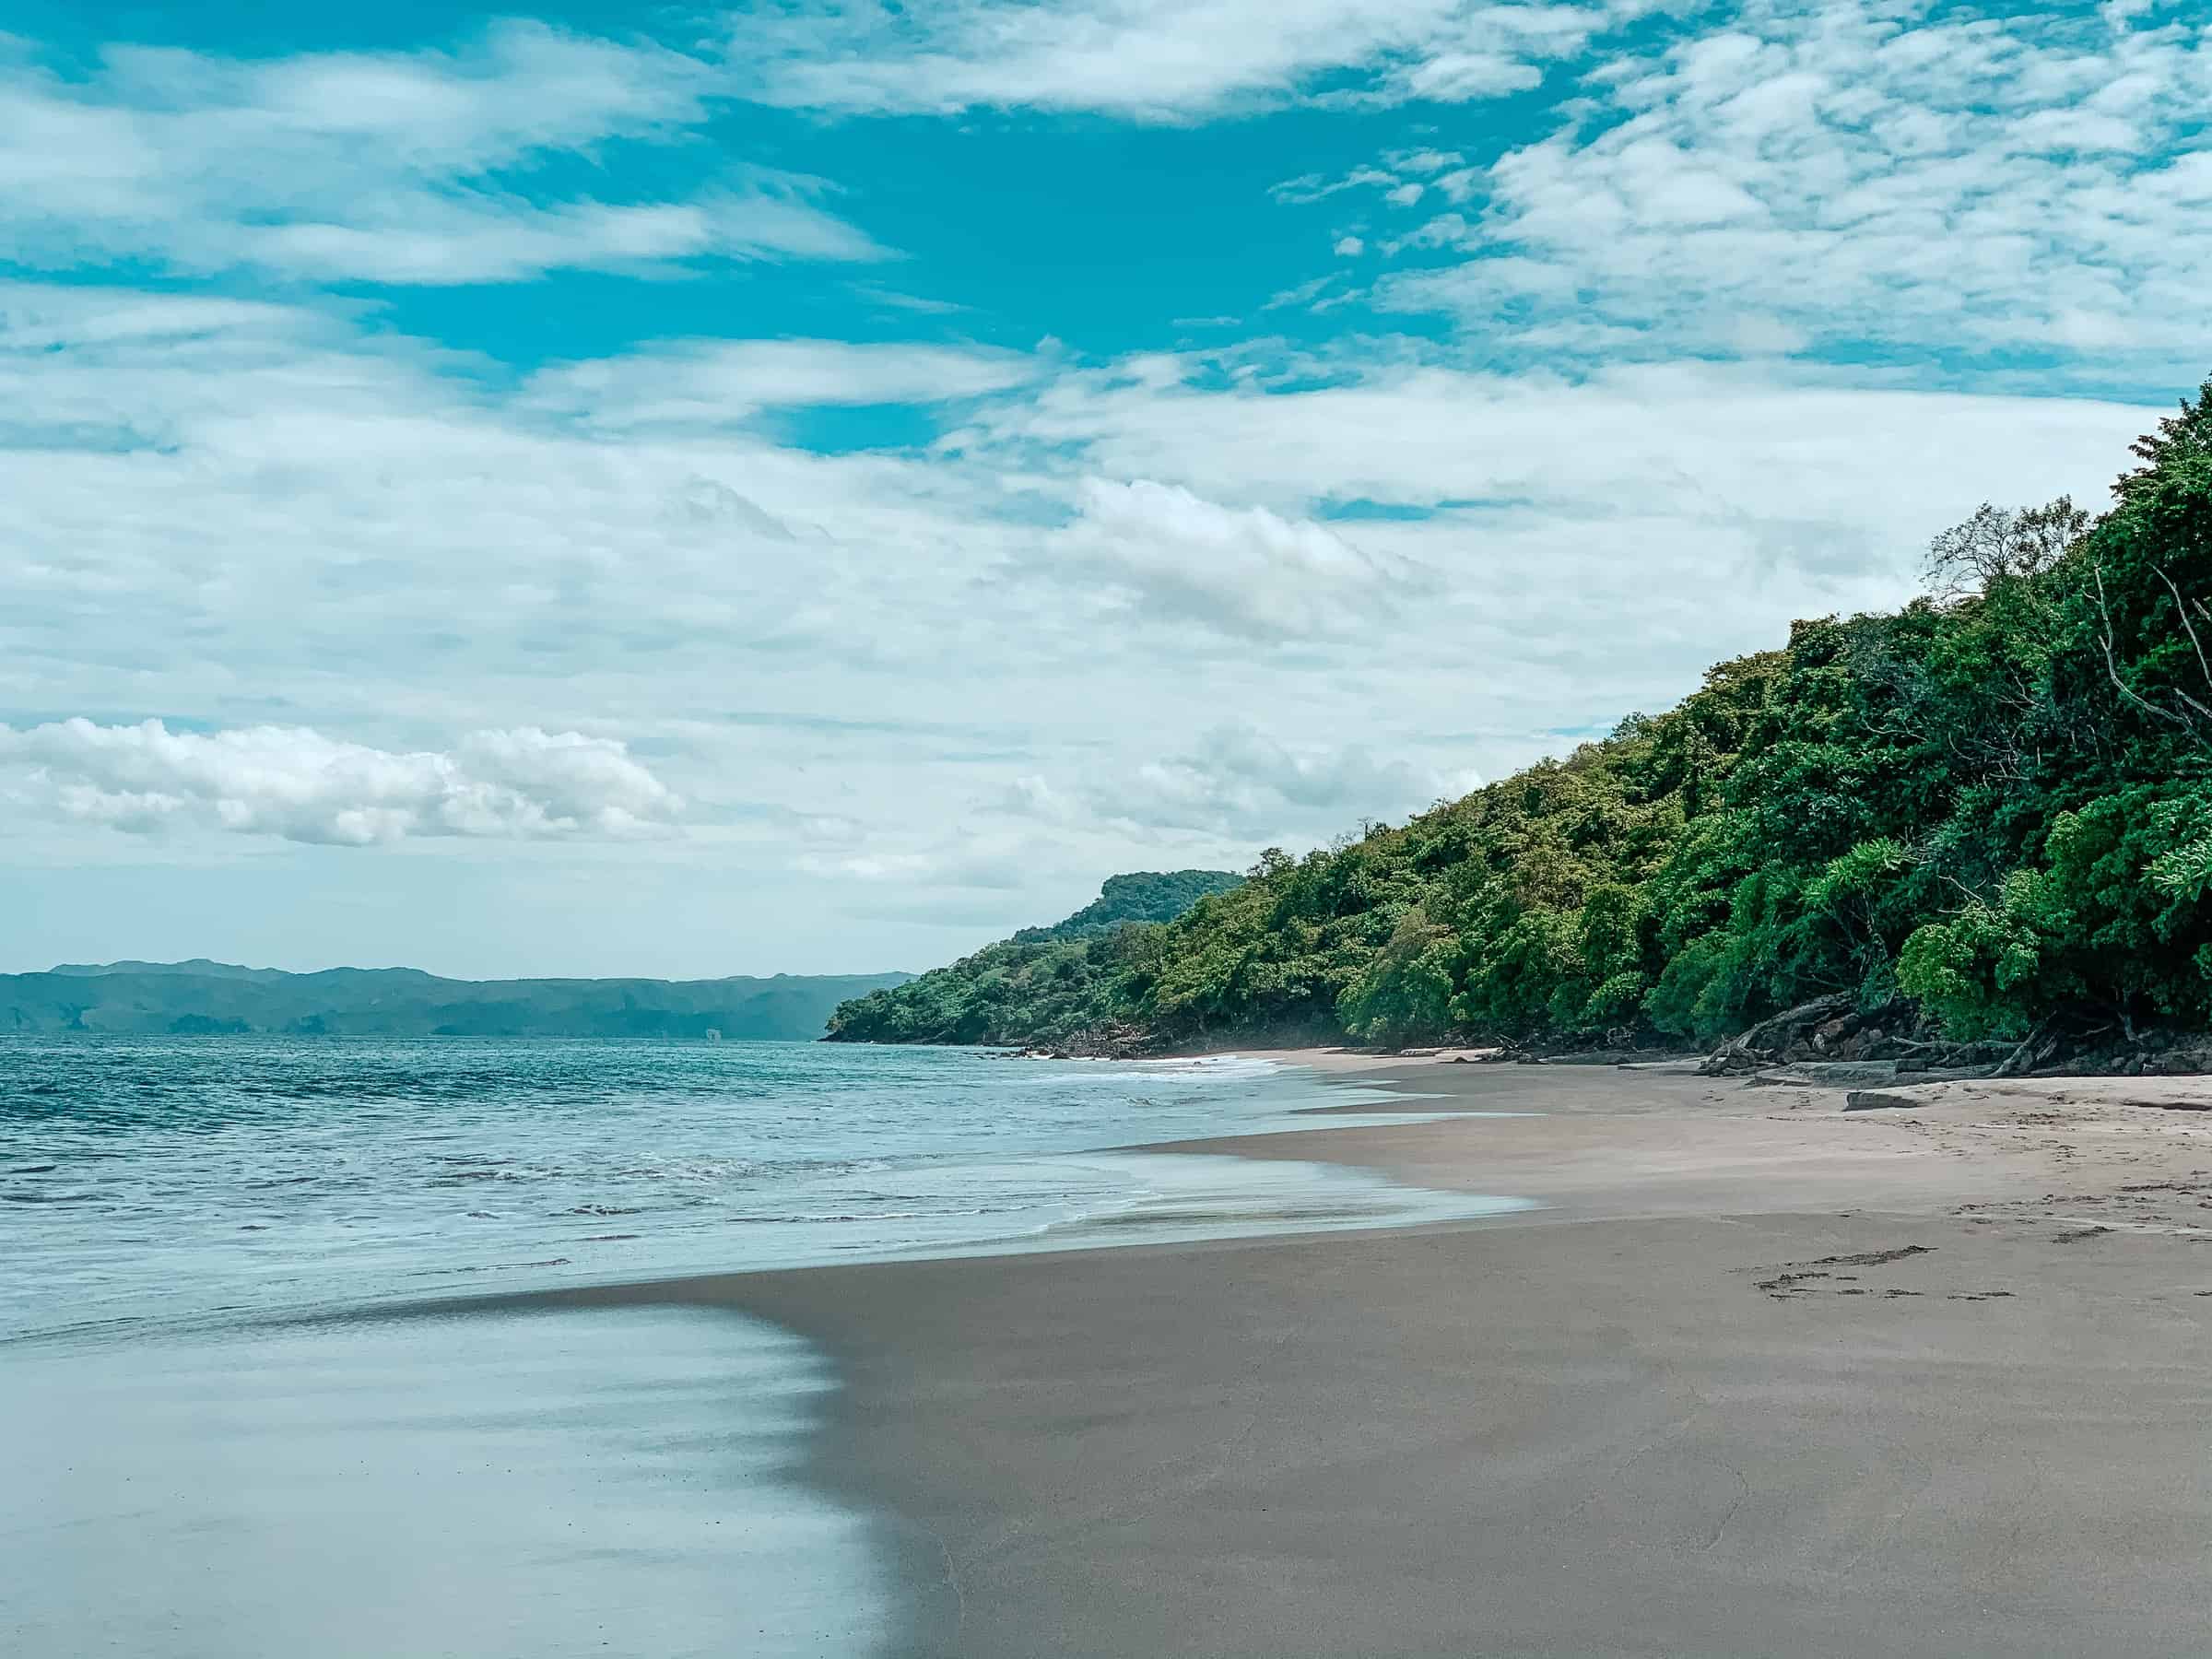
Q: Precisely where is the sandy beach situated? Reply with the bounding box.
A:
[526,1056,2212,1657]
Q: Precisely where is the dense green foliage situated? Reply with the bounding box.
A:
[1009,871,1248,945]
[844,382,2212,1054]
[823,871,1242,1044]
[2,963,912,1040]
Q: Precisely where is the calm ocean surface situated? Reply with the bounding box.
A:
[0,1036,1525,1655]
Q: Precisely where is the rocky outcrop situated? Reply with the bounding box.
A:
[1010,1022,1165,1060]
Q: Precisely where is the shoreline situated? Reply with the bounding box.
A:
[512,1053,2212,1656]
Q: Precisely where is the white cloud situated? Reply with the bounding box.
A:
[1041,724,1473,839]
[1334,234,1366,257]
[229,189,882,286]
[524,337,1043,430]
[1358,0,2212,382]
[962,344,2158,748]
[1392,50,1543,100]
[0,21,883,284]
[848,282,974,316]
[4,288,2156,782]
[794,832,1034,889]
[977,348,2151,535]
[1390,147,1466,175]
[1272,166,1399,205]
[735,0,1620,121]
[0,721,682,845]
[1035,477,1423,641]
[1262,272,1344,311]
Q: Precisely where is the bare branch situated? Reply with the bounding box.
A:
[2156,564,2212,695]
[2093,562,2212,749]
[1924,497,2088,602]
[1936,872,1989,907]
[2095,564,2183,723]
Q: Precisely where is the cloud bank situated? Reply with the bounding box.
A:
[1012,724,1477,841]
[526,337,1043,430]
[1,21,882,284]
[1290,0,2212,384]
[0,721,682,845]
[735,0,1620,120]
[1039,477,1423,641]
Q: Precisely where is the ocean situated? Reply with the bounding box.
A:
[0,1036,1524,1654]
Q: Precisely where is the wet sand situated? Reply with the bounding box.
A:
[528,1058,2212,1657]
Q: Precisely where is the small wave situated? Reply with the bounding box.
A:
[1132,1054,1285,1079]
[426,1169,532,1186]
[404,1256,572,1278]
[1,1312,148,1347]
[730,1209,968,1225]
[606,1160,762,1182]
[1080,1200,1373,1229]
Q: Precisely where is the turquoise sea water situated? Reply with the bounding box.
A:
[0,1036,1525,1655]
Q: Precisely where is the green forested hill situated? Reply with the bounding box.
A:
[0,964,913,1040]
[841,381,2212,1059]
[1010,871,1249,944]
[823,870,1242,1044]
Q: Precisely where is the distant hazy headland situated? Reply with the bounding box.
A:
[1,960,913,1040]
[826,870,1244,1046]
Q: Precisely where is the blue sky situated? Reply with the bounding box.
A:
[2,0,2206,976]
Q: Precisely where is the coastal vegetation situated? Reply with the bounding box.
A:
[823,870,1243,1044]
[835,382,2212,1062]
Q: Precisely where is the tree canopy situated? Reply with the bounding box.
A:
[824,870,1243,1045]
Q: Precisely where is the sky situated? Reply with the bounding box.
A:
[2,0,2207,978]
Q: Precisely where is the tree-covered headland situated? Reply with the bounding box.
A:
[833,383,2212,1067]
[824,870,1245,1044]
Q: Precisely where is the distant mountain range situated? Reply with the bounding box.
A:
[0,961,915,1040]
[47,958,290,982]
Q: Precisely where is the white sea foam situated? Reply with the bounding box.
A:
[920,1150,1535,1259]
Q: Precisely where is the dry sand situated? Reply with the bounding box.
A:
[531,1056,2212,1657]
